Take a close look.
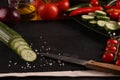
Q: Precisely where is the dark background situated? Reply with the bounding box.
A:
[0,0,120,80]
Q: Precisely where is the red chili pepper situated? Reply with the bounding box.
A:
[90,0,99,7]
[104,5,120,9]
[69,6,102,16]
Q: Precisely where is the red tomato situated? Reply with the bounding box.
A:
[38,4,58,20]
[35,0,44,12]
[102,52,114,63]
[107,39,118,46]
[55,0,70,14]
[115,59,120,66]
[105,46,117,53]
[90,0,99,7]
[108,11,119,20]
[116,1,120,7]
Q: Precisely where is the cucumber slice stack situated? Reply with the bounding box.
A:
[81,10,120,31]
[0,22,37,62]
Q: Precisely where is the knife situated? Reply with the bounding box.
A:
[40,53,120,75]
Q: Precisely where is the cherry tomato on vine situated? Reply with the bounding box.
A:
[115,59,120,66]
[107,39,118,46]
[90,0,99,7]
[102,52,114,63]
[38,3,58,20]
[105,46,117,53]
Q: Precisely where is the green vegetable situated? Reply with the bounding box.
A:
[105,21,120,31]
[94,10,107,16]
[81,15,95,21]
[0,22,37,62]
[97,20,107,27]
[89,20,97,25]
[96,16,110,21]
[67,3,90,12]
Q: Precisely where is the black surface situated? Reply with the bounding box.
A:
[0,0,119,79]
[0,19,108,73]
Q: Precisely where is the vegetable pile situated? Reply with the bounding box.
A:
[68,0,120,31]
[34,0,70,20]
[67,0,120,66]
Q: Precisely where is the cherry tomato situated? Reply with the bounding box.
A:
[107,39,118,46]
[116,1,120,7]
[102,52,114,63]
[55,0,70,15]
[90,0,99,7]
[117,52,120,59]
[38,3,58,20]
[108,11,119,20]
[115,59,120,66]
[105,46,117,53]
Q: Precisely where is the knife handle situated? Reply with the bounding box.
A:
[86,60,120,74]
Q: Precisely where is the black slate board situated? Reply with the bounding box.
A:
[0,19,108,73]
[72,16,120,37]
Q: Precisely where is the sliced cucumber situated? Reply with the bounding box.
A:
[81,15,95,21]
[20,49,37,62]
[97,20,107,27]
[118,22,120,26]
[88,12,95,16]
[96,16,110,21]
[16,44,31,54]
[94,10,107,16]
[89,20,97,25]
[0,22,37,62]
[9,37,25,47]
[105,21,118,31]
[12,40,28,49]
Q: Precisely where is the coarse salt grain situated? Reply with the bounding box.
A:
[49,63,53,66]
[40,36,43,39]
[9,60,12,63]
[8,64,11,67]
[14,62,17,65]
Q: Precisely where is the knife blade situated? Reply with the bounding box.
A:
[40,53,120,75]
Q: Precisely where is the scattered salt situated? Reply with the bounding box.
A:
[43,64,46,66]
[49,63,53,66]
[9,60,12,63]
[40,36,43,39]
[14,62,17,65]
[58,60,61,63]
[48,48,51,50]
[44,41,47,44]
[33,65,36,68]
[41,46,44,49]
[7,35,66,70]
[8,64,11,67]
[37,52,40,55]
[21,66,24,69]
[39,49,42,52]
[35,49,38,52]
